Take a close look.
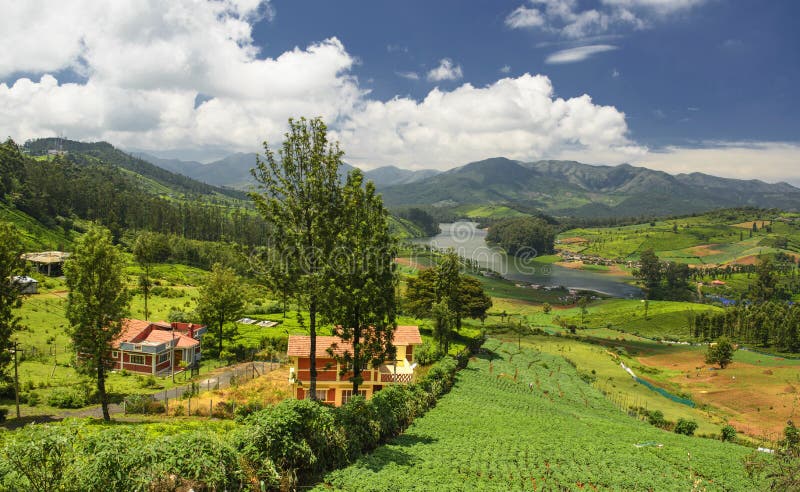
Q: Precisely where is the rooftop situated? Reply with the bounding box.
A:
[287,325,422,357]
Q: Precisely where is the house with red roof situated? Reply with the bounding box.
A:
[287,325,423,406]
[109,319,207,375]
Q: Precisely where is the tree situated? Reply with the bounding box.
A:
[674,418,698,436]
[0,222,26,384]
[250,117,343,399]
[133,231,168,321]
[325,170,398,393]
[751,257,777,303]
[404,251,492,352]
[635,249,662,290]
[705,336,735,369]
[64,225,129,421]
[542,303,552,315]
[485,216,556,257]
[197,263,244,357]
[577,296,589,327]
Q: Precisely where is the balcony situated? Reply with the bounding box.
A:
[379,358,415,384]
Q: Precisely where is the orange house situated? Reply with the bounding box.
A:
[287,325,423,406]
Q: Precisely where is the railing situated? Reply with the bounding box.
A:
[380,372,413,384]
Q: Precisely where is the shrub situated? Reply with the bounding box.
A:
[27,392,41,407]
[234,400,264,421]
[647,410,667,428]
[47,388,88,409]
[674,418,699,436]
[414,340,444,366]
[147,432,242,491]
[1,423,75,491]
[721,424,737,442]
[336,395,381,459]
[124,394,165,415]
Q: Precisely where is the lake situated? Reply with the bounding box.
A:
[413,222,643,299]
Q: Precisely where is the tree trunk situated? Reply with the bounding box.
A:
[352,321,361,394]
[309,297,317,400]
[97,360,110,421]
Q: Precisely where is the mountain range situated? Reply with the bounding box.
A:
[377,157,800,217]
[135,153,440,190]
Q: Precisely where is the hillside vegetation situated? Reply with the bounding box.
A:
[318,339,763,490]
[379,158,800,218]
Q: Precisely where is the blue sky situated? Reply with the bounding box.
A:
[1,0,799,182]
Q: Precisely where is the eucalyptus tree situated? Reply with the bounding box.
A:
[0,222,25,383]
[250,117,343,398]
[65,225,129,421]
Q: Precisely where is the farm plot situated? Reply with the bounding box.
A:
[317,340,764,491]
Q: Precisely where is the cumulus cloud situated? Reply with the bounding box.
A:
[545,45,618,64]
[506,0,704,38]
[0,0,363,152]
[426,59,463,82]
[334,73,645,170]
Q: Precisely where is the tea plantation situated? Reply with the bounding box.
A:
[317,339,765,491]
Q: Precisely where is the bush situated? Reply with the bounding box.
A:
[674,418,699,436]
[124,394,165,415]
[47,387,88,409]
[336,396,381,459]
[234,400,264,421]
[1,423,75,491]
[647,410,667,428]
[148,432,242,491]
[27,391,41,407]
[721,424,737,442]
[414,340,444,366]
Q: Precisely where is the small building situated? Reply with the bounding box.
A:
[109,319,207,375]
[287,325,423,406]
[22,251,71,276]
[11,276,38,294]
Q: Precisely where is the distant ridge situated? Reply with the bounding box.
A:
[377,157,800,217]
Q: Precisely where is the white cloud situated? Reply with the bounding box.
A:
[396,71,420,81]
[334,73,645,170]
[506,0,703,38]
[0,1,364,152]
[637,142,800,185]
[505,6,546,28]
[612,68,621,77]
[545,45,618,64]
[500,65,512,74]
[426,59,463,82]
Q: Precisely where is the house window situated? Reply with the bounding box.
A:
[315,389,328,401]
[341,389,368,404]
[111,351,119,359]
[130,354,146,365]
[157,352,170,364]
[133,344,142,351]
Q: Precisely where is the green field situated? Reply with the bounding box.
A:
[317,339,764,490]
[558,211,800,265]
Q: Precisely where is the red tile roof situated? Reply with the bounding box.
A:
[112,319,200,350]
[287,326,421,357]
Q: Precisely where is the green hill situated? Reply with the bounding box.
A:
[378,158,800,218]
[318,339,764,490]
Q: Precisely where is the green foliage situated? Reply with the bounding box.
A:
[414,340,444,365]
[64,225,129,420]
[324,169,398,393]
[46,387,88,409]
[319,340,762,491]
[486,215,556,257]
[721,424,737,442]
[674,418,698,435]
[706,336,736,368]
[0,221,26,381]
[197,263,244,356]
[648,409,668,428]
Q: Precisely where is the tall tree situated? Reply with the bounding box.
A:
[751,257,777,303]
[197,263,244,356]
[705,336,735,369]
[635,249,662,291]
[250,117,343,399]
[132,231,168,320]
[64,225,129,421]
[326,170,398,393]
[0,222,26,384]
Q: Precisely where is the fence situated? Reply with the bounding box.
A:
[124,360,283,416]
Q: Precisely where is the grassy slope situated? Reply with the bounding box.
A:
[0,203,75,250]
[318,339,763,491]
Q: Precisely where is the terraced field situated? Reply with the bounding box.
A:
[317,339,765,491]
